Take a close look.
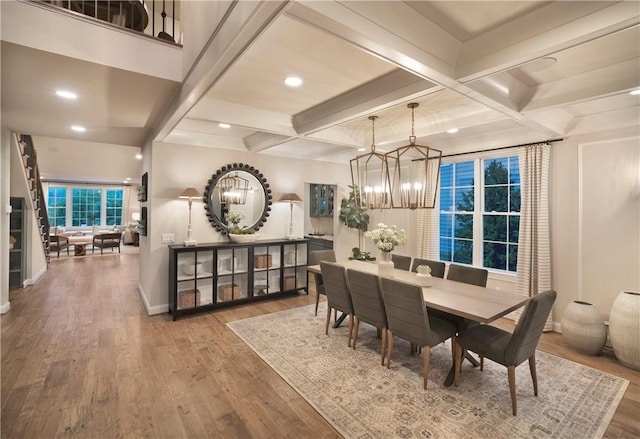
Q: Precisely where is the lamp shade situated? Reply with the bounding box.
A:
[278,193,303,202]
[179,187,201,199]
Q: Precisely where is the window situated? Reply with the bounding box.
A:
[439,155,520,273]
[47,187,67,227]
[46,185,124,227]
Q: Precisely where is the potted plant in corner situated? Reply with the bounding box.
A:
[338,185,374,260]
[225,211,257,243]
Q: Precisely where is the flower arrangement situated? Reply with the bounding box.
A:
[365,223,407,252]
[224,211,254,235]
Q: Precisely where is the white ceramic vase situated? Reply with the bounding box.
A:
[561,300,607,355]
[609,291,640,370]
[378,251,394,278]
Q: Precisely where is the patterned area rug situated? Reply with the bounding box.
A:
[228,303,629,439]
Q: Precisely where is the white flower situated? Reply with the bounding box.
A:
[364,223,407,252]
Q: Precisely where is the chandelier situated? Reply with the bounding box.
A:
[350,115,391,209]
[218,172,249,204]
[385,103,442,209]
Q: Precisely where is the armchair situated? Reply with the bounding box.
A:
[49,235,70,258]
[92,232,122,254]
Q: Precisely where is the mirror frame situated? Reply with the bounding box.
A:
[203,163,272,235]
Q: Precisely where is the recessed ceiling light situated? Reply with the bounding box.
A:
[71,125,86,132]
[357,147,366,152]
[135,153,143,160]
[630,89,640,96]
[126,177,132,181]
[123,180,129,184]
[219,123,231,129]
[447,128,459,134]
[56,90,77,100]
[519,57,557,74]
[284,76,303,87]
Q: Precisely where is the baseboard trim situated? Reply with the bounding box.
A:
[23,265,47,287]
[137,283,169,315]
[0,301,11,314]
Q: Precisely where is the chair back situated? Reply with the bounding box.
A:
[380,278,432,346]
[320,262,353,315]
[506,290,557,365]
[446,264,488,287]
[410,258,445,278]
[347,269,386,330]
[391,254,412,271]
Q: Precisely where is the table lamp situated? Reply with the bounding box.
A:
[179,187,201,246]
[278,192,303,239]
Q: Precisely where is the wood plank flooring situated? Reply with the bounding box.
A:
[2,254,638,438]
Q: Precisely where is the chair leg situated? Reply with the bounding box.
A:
[314,291,320,316]
[352,317,360,349]
[508,365,517,416]
[380,327,387,366]
[480,356,484,371]
[386,331,394,369]
[423,346,431,390]
[528,354,538,396]
[347,314,354,347]
[325,306,332,335]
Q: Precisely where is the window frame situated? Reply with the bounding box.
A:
[46,184,125,229]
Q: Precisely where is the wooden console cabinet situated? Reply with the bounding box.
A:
[168,239,308,320]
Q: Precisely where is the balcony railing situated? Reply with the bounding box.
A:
[35,1,180,44]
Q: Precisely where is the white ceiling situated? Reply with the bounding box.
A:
[2,1,639,168]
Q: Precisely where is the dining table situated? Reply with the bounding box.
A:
[307,259,530,386]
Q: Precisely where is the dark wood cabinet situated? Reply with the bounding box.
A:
[9,197,25,288]
[168,239,308,320]
[309,184,335,217]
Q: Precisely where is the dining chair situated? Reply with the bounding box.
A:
[346,269,388,365]
[391,254,412,271]
[320,261,354,347]
[410,258,445,278]
[310,250,336,316]
[380,277,457,390]
[454,290,557,415]
[446,263,488,287]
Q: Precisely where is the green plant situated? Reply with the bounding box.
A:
[348,247,375,261]
[225,211,255,234]
[338,185,370,249]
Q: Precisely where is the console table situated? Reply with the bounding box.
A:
[168,239,309,320]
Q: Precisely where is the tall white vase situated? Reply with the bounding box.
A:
[561,300,607,355]
[609,291,640,370]
[378,251,394,278]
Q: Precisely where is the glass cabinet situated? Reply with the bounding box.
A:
[169,239,308,320]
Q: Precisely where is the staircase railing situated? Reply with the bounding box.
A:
[18,134,51,265]
[34,0,179,43]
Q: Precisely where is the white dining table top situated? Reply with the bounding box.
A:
[308,260,529,324]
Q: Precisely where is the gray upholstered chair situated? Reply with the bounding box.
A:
[446,263,488,287]
[310,250,336,316]
[454,290,557,415]
[92,232,122,254]
[391,254,411,271]
[49,235,70,258]
[320,261,354,346]
[410,258,445,278]
[380,278,457,390]
[347,269,388,365]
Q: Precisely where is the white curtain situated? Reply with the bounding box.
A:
[515,143,553,331]
[416,159,440,259]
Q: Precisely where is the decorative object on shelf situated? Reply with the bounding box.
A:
[228,233,259,243]
[350,115,391,209]
[278,192,303,239]
[609,291,640,370]
[137,172,148,201]
[415,265,433,287]
[179,187,201,246]
[219,283,239,301]
[384,103,442,209]
[178,289,201,309]
[182,261,203,276]
[365,223,406,277]
[204,163,272,235]
[218,172,249,204]
[254,254,273,269]
[561,300,607,355]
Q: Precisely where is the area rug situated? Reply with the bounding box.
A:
[228,303,629,439]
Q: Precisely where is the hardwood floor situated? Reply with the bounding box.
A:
[2,254,638,438]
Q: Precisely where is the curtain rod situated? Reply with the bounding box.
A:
[441,138,563,158]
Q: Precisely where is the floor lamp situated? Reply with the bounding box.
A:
[179,187,201,246]
[278,193,302,239]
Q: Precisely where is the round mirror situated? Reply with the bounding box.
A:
[203,163,272,235]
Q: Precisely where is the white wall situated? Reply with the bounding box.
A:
[138,142,353,313]
[0,129,11,313]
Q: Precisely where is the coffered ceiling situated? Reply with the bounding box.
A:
[2,1,639,166]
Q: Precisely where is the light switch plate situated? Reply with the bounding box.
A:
[161,234,175,244]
